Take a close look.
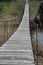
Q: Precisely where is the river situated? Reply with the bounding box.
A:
[32,30,43,45]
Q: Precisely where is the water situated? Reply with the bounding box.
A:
[32,31,43,45]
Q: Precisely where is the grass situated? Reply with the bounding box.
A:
[0,1,25,17]
[29,1,40,20]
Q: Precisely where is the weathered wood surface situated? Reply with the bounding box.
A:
[0,1,35,65]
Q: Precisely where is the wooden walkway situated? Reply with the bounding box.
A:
[0,2,35,65]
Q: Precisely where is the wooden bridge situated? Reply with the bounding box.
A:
[0,1,35,65]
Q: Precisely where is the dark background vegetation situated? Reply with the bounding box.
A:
[0,0,22,2]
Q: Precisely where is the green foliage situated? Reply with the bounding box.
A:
[0,0,25,17]
[30,1,40,20]
[0,0,25,2]
[0,0,11,2]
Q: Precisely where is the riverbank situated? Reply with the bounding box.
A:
[30,1,43,65]
[33,43,43,65]
[0,0,25,46]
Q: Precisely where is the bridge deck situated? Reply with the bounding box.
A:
[0,2,35,65]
